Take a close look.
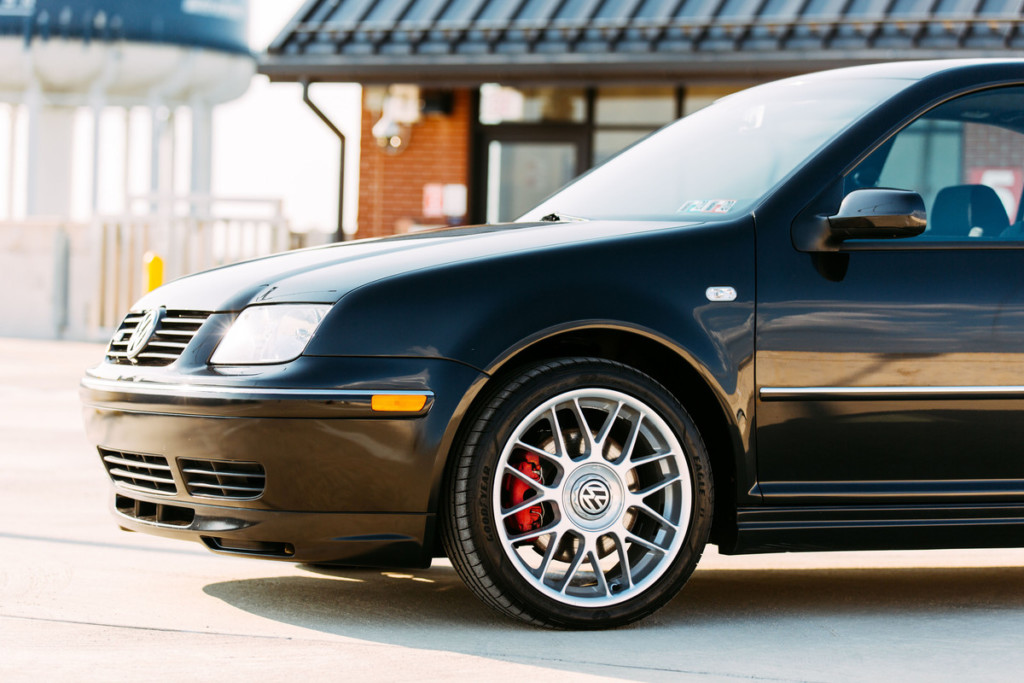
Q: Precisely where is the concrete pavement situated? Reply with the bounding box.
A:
[2,337,1023,681]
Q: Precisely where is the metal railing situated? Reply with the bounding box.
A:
[92,195,298,331]
[0,198,321,340]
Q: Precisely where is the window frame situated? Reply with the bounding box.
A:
[837,84,1024,251]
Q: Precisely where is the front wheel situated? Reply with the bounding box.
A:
[442,358,713,628]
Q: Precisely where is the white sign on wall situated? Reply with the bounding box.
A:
[423,183,467,219]
[442,184,467,218]
[423,184,444,219]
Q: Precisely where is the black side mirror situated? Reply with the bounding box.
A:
[828,189,927,240]
[793,188,927,251]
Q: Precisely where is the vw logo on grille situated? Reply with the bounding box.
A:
[577,478,611,516]
[125,308,163,363]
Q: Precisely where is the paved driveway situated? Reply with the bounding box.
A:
[2,338,1023,681]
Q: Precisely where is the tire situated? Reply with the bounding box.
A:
[441,357,713,629]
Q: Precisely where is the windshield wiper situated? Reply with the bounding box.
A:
[539,212,588,222]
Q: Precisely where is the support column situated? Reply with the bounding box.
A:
[90,98,105,214]
[190,98,212,198]
[167,108,176,197]
[88,49,119,216]
[150,101,165,199]
[123,108,132,212]
[6,103,16,219]
[24,81,39,216]
[26,101,75,218]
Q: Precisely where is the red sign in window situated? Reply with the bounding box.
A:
[967,167,1024,222]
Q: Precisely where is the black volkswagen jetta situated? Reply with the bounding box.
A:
[82,59,1024,628]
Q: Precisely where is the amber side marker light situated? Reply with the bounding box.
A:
[371,394,428,412]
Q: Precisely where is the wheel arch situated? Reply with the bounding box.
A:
[433,323,743,554]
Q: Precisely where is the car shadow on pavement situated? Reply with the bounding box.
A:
[203,562,1024,678]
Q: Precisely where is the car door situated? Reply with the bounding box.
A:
[755,84,1024,507]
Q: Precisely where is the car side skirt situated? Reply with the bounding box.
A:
[725,503,1024,554]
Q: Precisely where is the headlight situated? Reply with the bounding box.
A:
[210,304,332,365]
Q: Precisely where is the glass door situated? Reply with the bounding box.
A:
[477,128,589,224]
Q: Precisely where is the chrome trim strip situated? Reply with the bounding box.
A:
[82,376,433,402]
[757,479,1024,498]
[760,385,1024,400]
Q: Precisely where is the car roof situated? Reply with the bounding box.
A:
[795,58,1024,84]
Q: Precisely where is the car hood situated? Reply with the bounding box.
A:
[131,219,703,312]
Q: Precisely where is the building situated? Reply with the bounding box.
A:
[1,0,253,221]
[260,0,1024,239]
[0,1,300,340]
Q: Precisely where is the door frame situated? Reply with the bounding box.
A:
[470,123,592,224]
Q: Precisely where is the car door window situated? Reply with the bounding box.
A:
[846,86,1024,241]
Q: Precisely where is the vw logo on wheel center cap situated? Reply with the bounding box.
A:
[565,462,618,532]
[563,464,624,531]
[575,477,612,517]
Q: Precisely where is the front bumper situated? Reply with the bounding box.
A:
[80,356,485,567]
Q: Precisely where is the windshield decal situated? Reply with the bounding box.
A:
[679,199,737,215]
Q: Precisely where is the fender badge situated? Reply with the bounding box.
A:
[125,308,165,363]
[705,286,737,302]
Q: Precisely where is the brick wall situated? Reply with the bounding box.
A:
[357,89,472,238]
[963,122,1024,219]
[963,123,1024,172]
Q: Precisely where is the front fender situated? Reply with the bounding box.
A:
[305,218,755,396]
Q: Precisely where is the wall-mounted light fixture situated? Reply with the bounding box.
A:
[371,84,421,154]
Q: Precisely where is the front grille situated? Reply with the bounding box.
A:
[100,448,177,495]
[180,459,266,500]
[106,310,212,366]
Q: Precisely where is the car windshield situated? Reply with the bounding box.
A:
[519,76,912,223]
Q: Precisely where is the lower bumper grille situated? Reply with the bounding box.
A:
[115,494,194,527]
[180,459,266,500]
[202,536,294,556]
[100,448,177,495]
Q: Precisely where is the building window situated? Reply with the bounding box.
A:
[595,86,677,125]
[473,84,738,223]
[683,85,744,116]
[479,85,587,125]
[593,86,679,165]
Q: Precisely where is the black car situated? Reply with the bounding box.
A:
[82,59,1024,629]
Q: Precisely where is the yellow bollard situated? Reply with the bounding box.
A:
[143,251,164,293]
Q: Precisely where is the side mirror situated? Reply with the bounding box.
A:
[793,188,927,251]
[828,189,927,240]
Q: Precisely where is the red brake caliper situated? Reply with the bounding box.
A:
[505,452,544,535]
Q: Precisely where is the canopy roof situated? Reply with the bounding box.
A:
[260,0,1024,85]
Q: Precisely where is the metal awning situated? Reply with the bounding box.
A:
[260,0,1024,85]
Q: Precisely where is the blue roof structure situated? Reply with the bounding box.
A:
[0,0,250,55]
[260,0,1024,84]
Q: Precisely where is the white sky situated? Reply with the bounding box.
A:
[213,0,362,234]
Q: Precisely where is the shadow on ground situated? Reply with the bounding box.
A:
[203,563,1024,680]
